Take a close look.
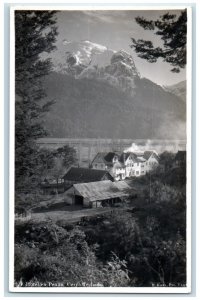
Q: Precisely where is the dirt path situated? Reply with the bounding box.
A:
[29,207,118,224]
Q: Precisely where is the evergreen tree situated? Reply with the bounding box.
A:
[15,11,57,191]
[130,10,187,72]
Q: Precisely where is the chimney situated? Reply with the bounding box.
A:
[123,152,126,163]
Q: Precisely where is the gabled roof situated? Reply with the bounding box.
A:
[92,150,159,166]
[62,167,113,183]
[73,180,136,202]
[90,152,107,165]
[91,152,119,165]
[143,151,159,161]
[119,152,137,163]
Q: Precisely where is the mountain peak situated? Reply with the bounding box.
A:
[111,49,134,63]
[53,40,140,93]
[109,50,140,77]
[163,80,186,102]
[55,39,115,70]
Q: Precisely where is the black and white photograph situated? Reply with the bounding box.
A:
[10,5,191,293]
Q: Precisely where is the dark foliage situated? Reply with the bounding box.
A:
[14,147,186,288]
[131,10,187,72]
[14,224,129,287]
[83,201,186,287]
[53,145,77,169]
[15,11,57,191]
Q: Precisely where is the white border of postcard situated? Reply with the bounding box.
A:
[9,4,192,293]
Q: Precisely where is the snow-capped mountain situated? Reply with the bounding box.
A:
[52,40,140,94]
[41,39,186,140]
[78,50,140,94]
[52,40,115,73]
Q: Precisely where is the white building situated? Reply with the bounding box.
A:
[91,150,159,180]
[91,152,126,180]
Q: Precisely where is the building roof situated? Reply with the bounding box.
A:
[119,152,147,163]
[73,180,136,202]
[114,180,134,192]
[62,167,113,183]
[119,152,137,163]
[92,152,120,165]
[92,150,159,166]
[143,151,159,161]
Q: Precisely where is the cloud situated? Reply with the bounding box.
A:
[81,10,132,25]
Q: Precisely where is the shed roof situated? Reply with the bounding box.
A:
[62,167,113,182]
[73,180,136,202]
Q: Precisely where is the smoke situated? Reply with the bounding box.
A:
[124,140,152,153]
[123,139,186,154]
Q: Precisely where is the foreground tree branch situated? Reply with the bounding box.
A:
[130,10,187,72]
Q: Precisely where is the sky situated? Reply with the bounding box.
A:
[52,9,186,86]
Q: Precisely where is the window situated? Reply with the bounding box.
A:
[137,163,139,166]
[136,171,139,175]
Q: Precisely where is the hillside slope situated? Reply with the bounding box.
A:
[42,72,186,140]
[164,80,186,102]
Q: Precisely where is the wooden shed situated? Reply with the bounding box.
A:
[64,180,136,208]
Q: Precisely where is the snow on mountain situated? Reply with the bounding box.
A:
[64,40,110,65]
[52,40,115,74]
[77,49,140,94]
[51,40,140,95]
[40,40,185,140]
